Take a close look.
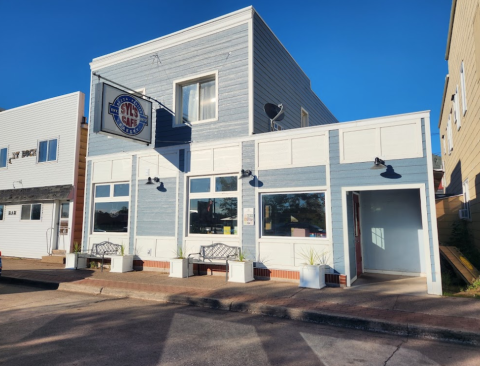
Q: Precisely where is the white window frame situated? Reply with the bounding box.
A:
[173,71,219,126]
[460,61,468,115]
[0,146,8,169]
[187,174,239,237]
[442,134,447,155]
[92,182,130,234]
[259,190,328,240]
[462,179,471,220]
[20,203,42,221]
[301,107,309,127]
[446,116,453,154]
[37,137,59,164]
[453,86,461,130]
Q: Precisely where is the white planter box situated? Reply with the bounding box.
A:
[110,255,134,273]
[169,258,194,278]
[228,261,254,283]
[65,254,87,269]
[299,264,327,289]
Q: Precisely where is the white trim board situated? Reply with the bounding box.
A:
[364,269,426,277]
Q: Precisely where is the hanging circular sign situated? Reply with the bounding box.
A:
[108,94,149,136]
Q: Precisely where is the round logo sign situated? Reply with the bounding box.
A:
[108,94,149,136]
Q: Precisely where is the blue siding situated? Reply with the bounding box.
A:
[89,23,249,157]
[346,192,356,279]
[82,160,92,251]
[242,141,256,259]
[253,13,337,134]
[258,166,327,188]
[136,177,177,237]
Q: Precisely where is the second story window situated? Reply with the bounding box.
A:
[174,72,218,125]
[0,147,7,168]
[38,138,58,163]
[460,61,468,115]
[301,108,309,127]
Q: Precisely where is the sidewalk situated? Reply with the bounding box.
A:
[1,257,480,345]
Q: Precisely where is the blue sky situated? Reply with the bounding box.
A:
[0,0,452,154]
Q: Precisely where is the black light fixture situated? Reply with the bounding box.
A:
[146,177,160,185]
[371,157,386,170]
[239,169,252,179]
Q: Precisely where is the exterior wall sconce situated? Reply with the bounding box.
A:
[371,157,386,170]
[239,169,252,179]
[146,177,160,185]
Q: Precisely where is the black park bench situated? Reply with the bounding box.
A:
[187,243,240,281]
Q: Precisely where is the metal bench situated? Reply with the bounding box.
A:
[188,243,240,281]
[89,241,122,272]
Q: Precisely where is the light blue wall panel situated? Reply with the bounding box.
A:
[82,160,92,251]
[258,166,326,189]
[88,24,249,157]
[136,177,176,237]
[242,141,256,259]
[360,189,426,274]
[128,156,137,254]
[253,13,337,134]
[346,192,356,279]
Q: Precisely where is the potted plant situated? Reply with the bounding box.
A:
[169,247,193,278]
[65,242,87,269]
[298,248,328,289]
[228,250,254,283]
[110,244,134,273]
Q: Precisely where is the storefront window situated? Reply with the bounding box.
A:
[189,175,238,235]
[21,204,41,221]
[93,183,129,233]
[262,192,326,238]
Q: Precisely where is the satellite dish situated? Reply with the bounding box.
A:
[264,103,285,122]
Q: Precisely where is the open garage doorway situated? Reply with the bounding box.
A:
[343,186,430,295]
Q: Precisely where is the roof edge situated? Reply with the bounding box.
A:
[445,0,457,60]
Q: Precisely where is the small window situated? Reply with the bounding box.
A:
[215,176,237,192]
[21,204,41,220]
[0,147,7,168]
[95,185,110,198]
[114,183,130,197]
[38,138,58,163]
[442,135,447,155]
[190,178,211,193]
[301,108,309,127]
[0,205,4,220]
[460,61,467,115]
[175,73,217,125]
[453,87,461,130]
[446,117,453,154]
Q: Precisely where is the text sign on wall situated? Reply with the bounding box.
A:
[243,208,255,225]
[98,83,153,144]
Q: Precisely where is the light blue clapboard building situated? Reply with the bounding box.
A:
[83,7,442,294]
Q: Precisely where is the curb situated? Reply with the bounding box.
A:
[3,276,480,346]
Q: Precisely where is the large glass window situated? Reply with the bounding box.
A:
[21,204,41,221]
[262,192,326,238]
[93,183,129,233]
[189,175,238,235]
[38,138,58,163]
[175,74,217,125]
[0,147,7,168]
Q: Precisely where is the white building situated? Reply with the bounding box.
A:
[0,92,87,258]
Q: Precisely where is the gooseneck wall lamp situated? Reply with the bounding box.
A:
[146,177,160,185]
[239,169,252,179]
[371,157,386,170]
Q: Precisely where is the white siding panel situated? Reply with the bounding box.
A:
[155,238,177,259]
[380,121,422,159]
[258,139,290,169]
[138,155,159,179]
[213,146,240,172]
[112,158,132,181]
[189,149,213,173]
[93,161,112,182]
[342,128,377,163]
[259,242,295,266]
[135,237,157,257]
[292,135,326,166]
[0,203,55,258]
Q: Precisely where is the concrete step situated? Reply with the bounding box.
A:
[41,256,65,264]
[52,250,67,256]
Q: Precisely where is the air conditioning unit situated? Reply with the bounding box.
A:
[459,209,470,220]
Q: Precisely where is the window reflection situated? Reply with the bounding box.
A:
[189,197,237,235]
[94,202,129,232]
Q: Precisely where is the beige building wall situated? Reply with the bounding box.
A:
[439,0,480,250]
